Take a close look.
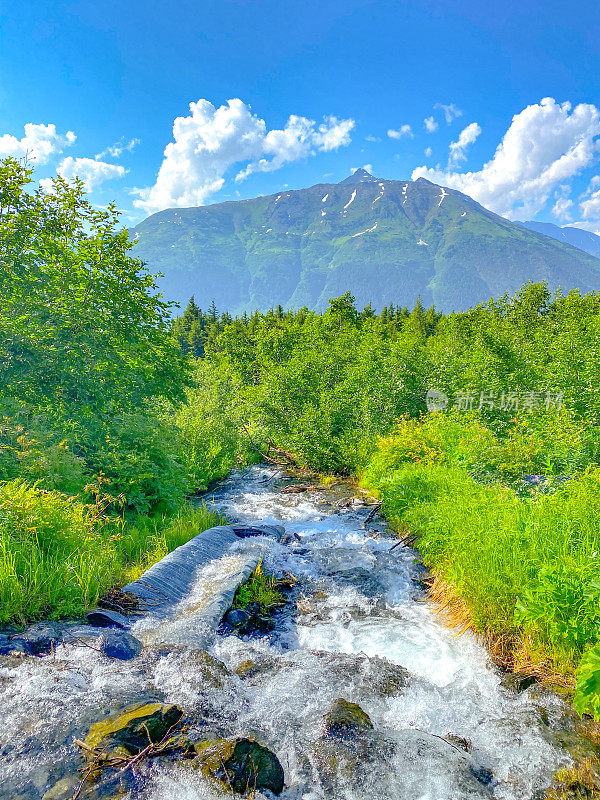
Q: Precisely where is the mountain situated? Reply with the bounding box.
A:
[131,170,600,313]
[520,220,600,259]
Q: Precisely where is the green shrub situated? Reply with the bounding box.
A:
[574,645,600,720]
[0,480,224,624]
[84,412,190,514]
[175,360,258,489]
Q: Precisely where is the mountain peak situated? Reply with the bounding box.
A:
[339,168,377,184]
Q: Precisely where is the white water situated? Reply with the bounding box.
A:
[0,467,573,799]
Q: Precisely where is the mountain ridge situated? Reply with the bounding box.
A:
[520,220,600,259]
[131,170,600,313]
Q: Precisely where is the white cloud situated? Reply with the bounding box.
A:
[568,219,600,235]
[424,146,433,157]
[552,197,574,221]
[55,156,127,190]
[96,137,140,160]
[0,122,76,164]
[412,98,600,219]
[134,99,355,213]
[312,115,355,151]
[365,135,381,143]
[387,125,413,140]
[424,116,438,133]
[448,122,481,165]
[435,103,463,124]
[580,189,600,221]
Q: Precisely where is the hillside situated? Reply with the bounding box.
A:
[131,169,600,313]
[521,220,600,259]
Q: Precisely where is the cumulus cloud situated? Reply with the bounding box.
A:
[448,122,481,165]
[134,99,355,213]
[412,98,600,219]
[387,125,413,140]
[552,197,574,220]
[424,116,438,133]
[435,103,463,124]
[54,157,127,190]
[580,189,600,222]
[96,137,140,160]
[424,146,433,157]
[365,135,381,143]
[0,122,76,164]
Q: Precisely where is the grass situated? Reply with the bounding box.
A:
[0,479,224,625]
[231,560,285,613]
[361,414,600,718]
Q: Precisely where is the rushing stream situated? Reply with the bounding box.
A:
[0,466,579,800]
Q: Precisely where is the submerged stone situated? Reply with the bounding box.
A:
[187,649,230,688]
[84,703,184,755]
[193,737,285,795]
[223,608,251,628]
[98,630,143,661]
[323,698,374,737]
[16,623,62,656]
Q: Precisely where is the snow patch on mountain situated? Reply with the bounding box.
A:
[352,222,378,237]
[343,189,357,210]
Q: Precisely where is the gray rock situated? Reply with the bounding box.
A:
[18,623,62,655]
[223,608,251,628]
[60,625,107,645]
[86,609,131,629]
[323,698,374,737]
[99,629,143,660]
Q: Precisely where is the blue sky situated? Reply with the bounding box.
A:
[2,0,600,230]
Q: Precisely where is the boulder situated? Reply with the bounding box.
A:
[86,609,131,629]
[15,623,62,655]
[313,651,409,697]
[60,624,107,645]
[98,630,143,661]
[323,699,374,738]
[193,737,284,795]
[187,649,230,688]
[223,608,251,629]
[84,703,184,755]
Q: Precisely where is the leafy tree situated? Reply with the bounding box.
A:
[0,158,189,415]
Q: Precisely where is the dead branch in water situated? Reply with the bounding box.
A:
[362,502,381,528]
[71,719,186,799]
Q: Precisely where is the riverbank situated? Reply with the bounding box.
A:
[357,415,600,734]
[0,480,225,625]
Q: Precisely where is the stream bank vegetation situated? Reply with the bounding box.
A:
[4,158,600,763]
[171,283,600,735]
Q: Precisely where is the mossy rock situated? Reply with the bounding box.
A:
[85,703,184,755]
[189,649,230,688]
[193,737,285,795]
[235,659,260,678]
[42,773,131,800]
[156,646,230,688]
[235,656,279,678]
[323,699,374,737]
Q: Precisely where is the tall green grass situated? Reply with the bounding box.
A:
[362,413,600,718]
[0,480,224,625]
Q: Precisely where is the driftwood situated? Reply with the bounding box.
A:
[72,719,186,799]
[362,502,382,528]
